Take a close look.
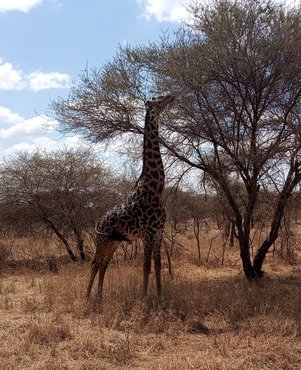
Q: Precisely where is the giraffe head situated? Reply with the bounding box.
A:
[145,95,174,115]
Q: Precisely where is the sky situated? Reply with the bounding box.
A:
[0,0,299,161]
[0,0,193,161]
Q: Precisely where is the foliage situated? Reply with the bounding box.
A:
[51,0,301,278]
[0,148,123,260]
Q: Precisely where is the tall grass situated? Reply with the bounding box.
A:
[0,233,300,369]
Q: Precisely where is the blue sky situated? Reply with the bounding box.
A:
[0,0,191,159]
[0,0,297,160]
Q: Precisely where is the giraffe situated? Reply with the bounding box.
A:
[86,94,174,301]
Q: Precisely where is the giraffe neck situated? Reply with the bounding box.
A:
[139,109,164,194]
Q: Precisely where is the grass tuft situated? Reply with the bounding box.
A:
[0,233,300,369]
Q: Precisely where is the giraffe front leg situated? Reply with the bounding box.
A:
[86,234,110,300]
[142,241,152,297]
[96,249,116,302]
[153,232,163,298]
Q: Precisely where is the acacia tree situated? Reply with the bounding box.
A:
[0,148,118,260]
[51,0,301,279]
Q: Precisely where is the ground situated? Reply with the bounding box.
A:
[0,234,300,369]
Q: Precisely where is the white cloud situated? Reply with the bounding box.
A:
[28,71,71,91]
[0,0,43,13]
[32,136,61,148]
[0,59,71,91]
[0,115,119,162]
[0,106,23,123]
[0,105,86,159]
[138,0,192,22]
[0,109,86,158]
[0,115,58,139]
[0,134,90,158]
[1,142,39,157]
[0,62,25,90]
[61,135,87,147]
[139,0,301,22]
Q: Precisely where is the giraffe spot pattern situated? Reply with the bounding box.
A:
[87,94,174,300]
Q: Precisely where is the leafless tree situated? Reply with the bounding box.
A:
[51,0,301,279]
[0,148,119,260]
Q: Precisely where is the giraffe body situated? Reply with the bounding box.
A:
[86,95,174,301]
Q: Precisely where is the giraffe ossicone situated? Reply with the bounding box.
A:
[86,94,174,302]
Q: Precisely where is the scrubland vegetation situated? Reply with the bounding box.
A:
[0,222,300,369]
[1,0,301,368]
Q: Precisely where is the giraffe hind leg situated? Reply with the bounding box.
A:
[143,232,162,297]
[86,259,99,298]
[142,237,162,298]
[96,245,117,301]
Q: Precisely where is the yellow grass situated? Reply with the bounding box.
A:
[0,233,300,369]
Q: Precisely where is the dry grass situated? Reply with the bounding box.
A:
[0,232,300,369]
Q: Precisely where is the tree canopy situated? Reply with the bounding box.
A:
[0,148,120,260]
[51,0,301,278]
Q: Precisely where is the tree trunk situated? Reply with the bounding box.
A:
[72,227,85,261]
[193,218,201,266]
[229,222,235,247]
[253,207,282,275]
[43,217,77,261]
[239,236,257,280]
[253,164,301,275]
